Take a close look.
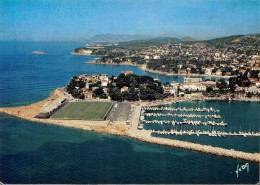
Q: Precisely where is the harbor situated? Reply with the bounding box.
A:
[139,103,260,141]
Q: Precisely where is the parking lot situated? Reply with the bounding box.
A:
[109,102,133,122]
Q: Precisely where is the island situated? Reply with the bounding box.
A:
[32,51,47,54]
[1,71,260,162]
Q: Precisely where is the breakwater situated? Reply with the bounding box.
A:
[127,133,260,162]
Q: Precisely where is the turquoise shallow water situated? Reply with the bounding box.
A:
[0,41,259,184]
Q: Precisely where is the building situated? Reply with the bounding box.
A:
[122,71,134,75]
[184,77,202,85]
[101,80,108,87]
[205,67,213,75]
[84,92,93,99]
[121,86,128,92]
[200,81,217,89]
[216,70,222,76]
[100,74,109,81]
[255,81,260,88]
[82,49,92,55]
[163,86,177,95]
[153,55,160,59]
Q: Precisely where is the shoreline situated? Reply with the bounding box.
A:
[71,52,103,57]
[83,60,231,78]
[0,88,260,162]
[138,65,232,78]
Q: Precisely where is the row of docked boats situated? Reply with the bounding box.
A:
[143,113,221,119]
[142,106,220,112]
[141,119,227,126]
[151,130,260,137]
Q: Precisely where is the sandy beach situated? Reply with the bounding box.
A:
[0,88,260,162]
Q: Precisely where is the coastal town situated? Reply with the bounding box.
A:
[64,71,260,102]
[2,0,260,183]
[73,35,260,76]
[0,35,260,164]
[73,35,260,101]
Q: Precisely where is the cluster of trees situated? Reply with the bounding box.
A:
[108,74,165,101]
[92,87,108,99]
[205,74,253,97]
[66,73,166,101]
[67,76,86,99]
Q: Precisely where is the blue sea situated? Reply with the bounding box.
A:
[0,41,259,184]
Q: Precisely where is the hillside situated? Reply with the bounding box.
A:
[181,36,195,42]
[118,37,182,47]
[186,34,260,47]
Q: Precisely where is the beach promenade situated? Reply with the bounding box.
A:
[0,88,260,162]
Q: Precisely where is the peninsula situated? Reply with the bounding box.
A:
[1,72,260,163]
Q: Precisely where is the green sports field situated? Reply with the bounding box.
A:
[51,101,112,120]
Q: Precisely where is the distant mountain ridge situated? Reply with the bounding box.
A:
[85,33,195,44]
[84,33,259,47]
[181,36,195,41]
[117,37,183,47]
[86,34,154,43]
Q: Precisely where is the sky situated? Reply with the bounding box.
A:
[0,0,259,41]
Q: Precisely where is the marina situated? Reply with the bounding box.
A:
[139,103,260,142]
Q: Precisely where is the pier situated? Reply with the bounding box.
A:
[152,130,260,137]
[142,112,221,119]
[141,120,227,126]
[142,106,220,112]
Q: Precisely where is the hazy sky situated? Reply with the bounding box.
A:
[0,0,259,41]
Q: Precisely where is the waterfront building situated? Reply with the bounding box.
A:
[205,67,213,75]
[200,81,217,89]
[184,77,202,85]
[163,86,177,95]
[121,71,134,75]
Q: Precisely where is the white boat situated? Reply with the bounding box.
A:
[137,125,143,130]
